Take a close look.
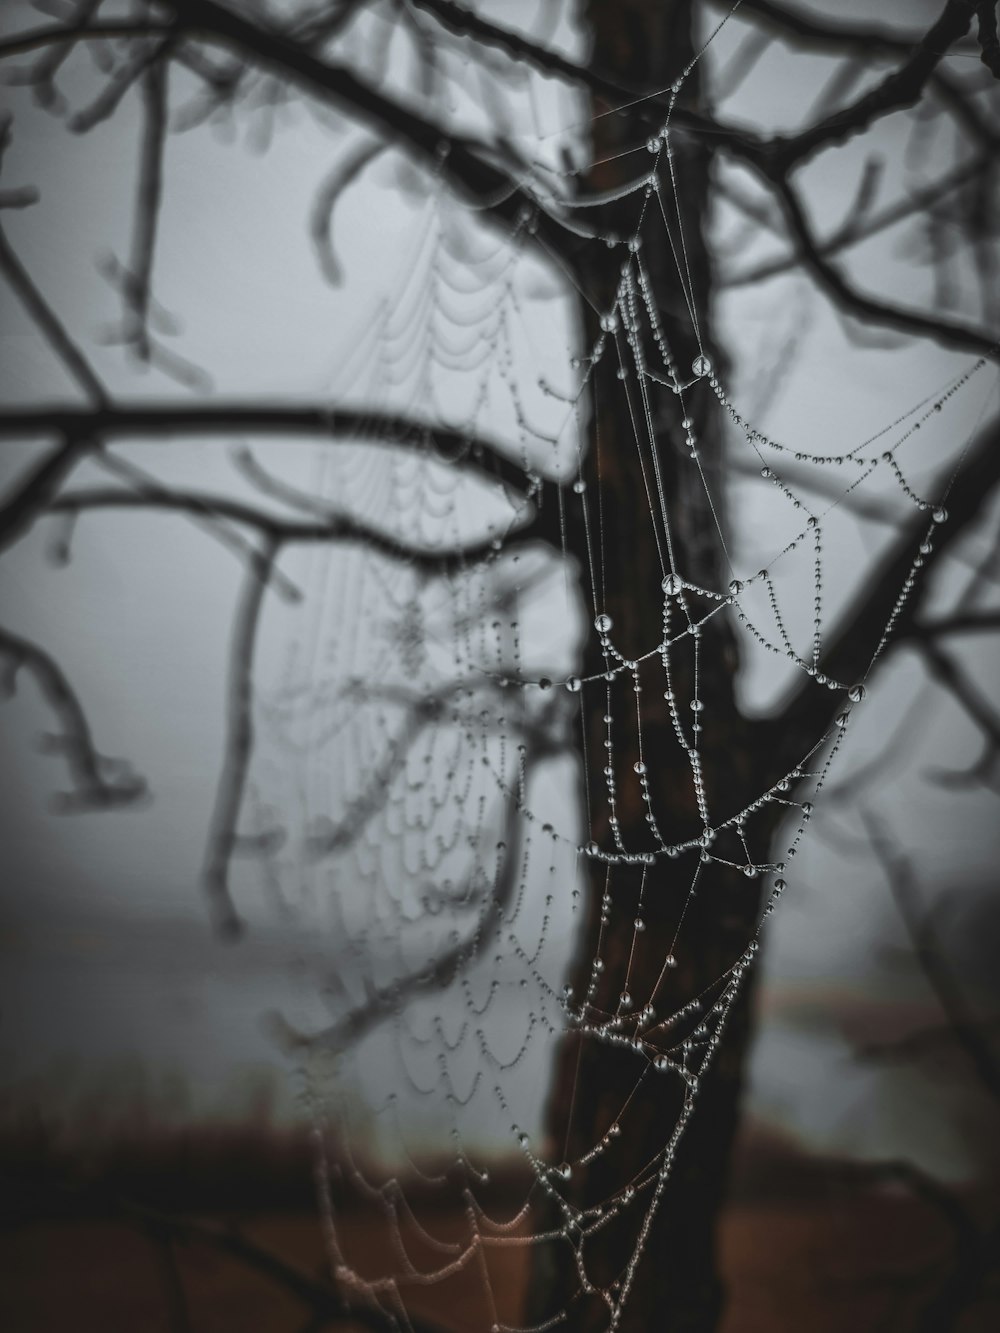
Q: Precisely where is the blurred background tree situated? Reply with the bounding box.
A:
[1,2,998,1331]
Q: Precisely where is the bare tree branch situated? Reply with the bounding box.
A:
[731,0,979,177]
[116,1196,452,1333]
[405,0,661,114]
[711,0,955,60]
[201,540,276,938]
[0,431,96,555]
[310,136,386,285]
[0,215,106,404]
[44,0,998,366]
[7,0,991,374]
[0,623,147,811]
[721,154,994,289]
[123,55,169,363]
[907,611,1000,637]
[159,0,595,260]
[49,483,524,575]
[766,412,1000,767]
[0,18,174,64]
[861,810,1000,1104]
[918,637,1000,785]
[4,0,107,110]
[767,173,998,357]
[0,402,545,501]
[68,33,174,134]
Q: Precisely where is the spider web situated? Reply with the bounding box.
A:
[241,9,997,1331]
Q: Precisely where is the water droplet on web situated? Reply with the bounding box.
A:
[692,354,712,377]
[662,573,683,596]
[566,676,582,693]
[595,613,613,633]
[665,954,677,968]
[728,579,743,595]
[634,917,645,931]
[932,507,948,523]
[834,710,851,728]
[538,677,552,690]
[633,760,646,774]
[600,312,619,333]
[848,683,866,703]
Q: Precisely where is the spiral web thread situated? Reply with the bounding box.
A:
[246,10,997,1331]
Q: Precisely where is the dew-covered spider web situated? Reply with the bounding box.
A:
[240,8,998,1330]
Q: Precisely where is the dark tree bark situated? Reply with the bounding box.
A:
[530,4,772,1328]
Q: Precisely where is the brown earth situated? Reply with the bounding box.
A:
[3,1193,998,1333]
[2,1119,997,1332]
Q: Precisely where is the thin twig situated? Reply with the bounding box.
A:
[68,33,174,133]
[0,623,147,811]
[201,540,276,937]
[125,56,170,361]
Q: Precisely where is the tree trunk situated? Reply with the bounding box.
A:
[528,4,771,1328]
